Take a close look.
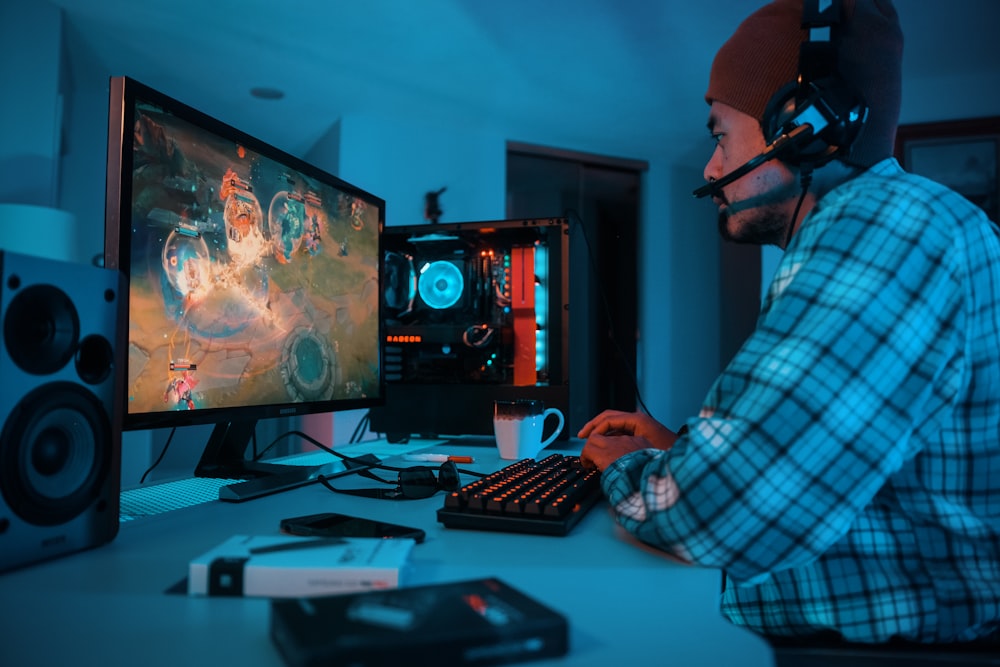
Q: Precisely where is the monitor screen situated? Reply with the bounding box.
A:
[104,76,384,480]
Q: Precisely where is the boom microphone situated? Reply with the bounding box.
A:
[692,123,814,199]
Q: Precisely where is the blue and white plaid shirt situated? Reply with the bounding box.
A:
[602,158,1000,643]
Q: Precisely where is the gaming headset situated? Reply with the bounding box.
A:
[692,0,870,199]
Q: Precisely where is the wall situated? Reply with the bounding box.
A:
[333,112,508,227]
[0,3,64,207]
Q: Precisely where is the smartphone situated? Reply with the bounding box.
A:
[279,512,426,543]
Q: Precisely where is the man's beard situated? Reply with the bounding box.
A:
[717,203,789,246]
[715,175,802,247]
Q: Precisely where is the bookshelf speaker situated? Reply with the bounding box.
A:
[0,250,124,573]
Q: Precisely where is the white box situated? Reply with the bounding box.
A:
[188,535,415,598]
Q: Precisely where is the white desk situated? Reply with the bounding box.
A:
[0,441,774,667]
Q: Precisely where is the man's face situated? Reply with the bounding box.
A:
[702,102,800,246]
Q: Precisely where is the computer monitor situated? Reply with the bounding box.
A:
[104,76,384,483]
[369,218,570,440]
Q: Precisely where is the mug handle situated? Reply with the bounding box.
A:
[539,408,566,449]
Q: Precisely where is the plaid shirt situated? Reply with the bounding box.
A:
[602,158,1000,643]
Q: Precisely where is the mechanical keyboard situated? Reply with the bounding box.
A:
[436,454,603,536]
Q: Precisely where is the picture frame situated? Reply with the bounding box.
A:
[894,116,1000,222]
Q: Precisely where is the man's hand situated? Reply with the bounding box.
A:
[577,410,679,471]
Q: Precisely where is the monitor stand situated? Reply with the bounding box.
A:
[194,420,292,480]
[192,419,373,502]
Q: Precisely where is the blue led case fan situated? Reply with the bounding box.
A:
[417,261,464,310]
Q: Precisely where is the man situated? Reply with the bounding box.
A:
[579,0,1000,646]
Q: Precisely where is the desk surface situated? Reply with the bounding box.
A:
[0,440,774,667]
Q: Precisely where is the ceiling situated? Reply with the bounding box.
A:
[50,0,1000,162]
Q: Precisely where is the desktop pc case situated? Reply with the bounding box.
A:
[369,218,570,441]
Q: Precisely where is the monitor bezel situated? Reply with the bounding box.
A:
[104,75,386,438]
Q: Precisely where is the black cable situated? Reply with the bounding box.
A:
[267,429,486,478]
[253,413,371,457]
[253,428,283,461]
[785,166,814,248]
[564,209,653,417]
[139,427,176,484]
[249,429,259,460]
[350,411,370,443]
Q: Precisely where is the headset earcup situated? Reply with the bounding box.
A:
[761,79,857,167]
[763,82,800,145]
[761,81,826,167]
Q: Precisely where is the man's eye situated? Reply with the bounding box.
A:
[711,133,724,145]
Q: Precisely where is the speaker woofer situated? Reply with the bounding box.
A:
[0,382,111,526]
[2,283,80,375]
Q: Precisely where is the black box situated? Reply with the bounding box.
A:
[270,577,569,666]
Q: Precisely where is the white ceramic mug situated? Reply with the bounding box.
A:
[493,399,565,460]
